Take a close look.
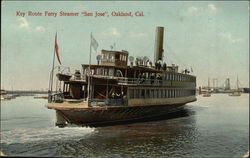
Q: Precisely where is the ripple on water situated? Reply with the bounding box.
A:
[1,95,249,157]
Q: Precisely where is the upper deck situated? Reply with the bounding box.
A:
[81,49,196,88]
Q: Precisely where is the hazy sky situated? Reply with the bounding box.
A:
[1,1,249,90]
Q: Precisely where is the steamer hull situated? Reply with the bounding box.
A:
[58,104,184,126]
[48,96,196,126]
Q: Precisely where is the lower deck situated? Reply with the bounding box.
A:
[47,95,196,110]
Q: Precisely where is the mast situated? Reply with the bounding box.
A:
[237,75,239,90]
[208,77,210,90]
[87,33,92,107]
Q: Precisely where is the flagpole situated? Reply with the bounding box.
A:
[87,33,92,107]
[49,35,56,102]
[51,48,56,90]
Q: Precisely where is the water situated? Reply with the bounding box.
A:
[0,94,249,157]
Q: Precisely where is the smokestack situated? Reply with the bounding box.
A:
[154,26,164,63]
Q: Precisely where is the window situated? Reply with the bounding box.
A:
[135,89,139,98]
[111,54,115,62]
[158,89,161,98]
[141,89,145,98]
[115,54,119,60]
[155,89,158,98]
[129,89,134,99]
[150,89,154,98]
[96,68,101,75]
[109,68,114,76]
[146,89,150,98]
[104,68,108,76]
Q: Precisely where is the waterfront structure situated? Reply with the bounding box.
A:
[0,89,7,95]
[202,78,211,97]
[47,27,197,127]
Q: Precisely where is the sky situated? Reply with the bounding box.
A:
[1,1,249,90]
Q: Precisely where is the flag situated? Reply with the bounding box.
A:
[91,34,99,51]
[55,33,62,65]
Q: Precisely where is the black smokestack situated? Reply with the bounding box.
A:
[154,27,164,63]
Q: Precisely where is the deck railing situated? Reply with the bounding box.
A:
[117,77,163,86]
[48,92,64,103]
[90,98,128,107]
[69,74,163,86]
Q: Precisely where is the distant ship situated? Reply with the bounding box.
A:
[47,27,197,127]
[243,88,249,93]
[229,76,241,96]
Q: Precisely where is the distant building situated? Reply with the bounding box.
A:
[0,89,7,95]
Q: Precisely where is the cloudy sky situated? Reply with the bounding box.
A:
[1,1,249,90]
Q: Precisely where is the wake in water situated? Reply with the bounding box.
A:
[1,126,95,145]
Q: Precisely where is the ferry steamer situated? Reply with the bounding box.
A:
[47,27,196,127]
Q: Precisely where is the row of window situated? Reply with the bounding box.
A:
[163,73,196,82]
[129,88,196,99]
[95,68,115,76]
[84,68,117,76]
[101,53,127,62]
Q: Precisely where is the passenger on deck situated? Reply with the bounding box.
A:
[158,62,162,70]
[150,75,155,84]
[163,62,167,70]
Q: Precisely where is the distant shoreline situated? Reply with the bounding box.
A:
[2,90,48,95]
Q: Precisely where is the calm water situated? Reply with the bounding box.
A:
[0,94,249,157]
